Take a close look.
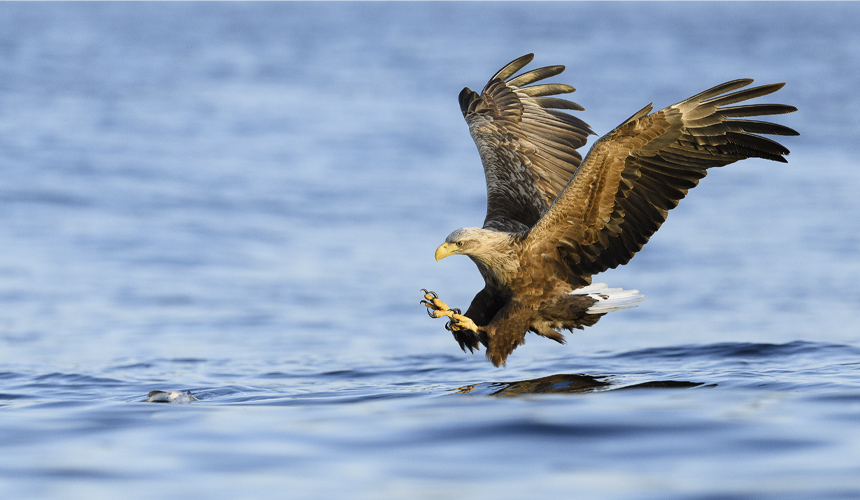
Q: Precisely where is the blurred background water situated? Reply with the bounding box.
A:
[1,2,859,499]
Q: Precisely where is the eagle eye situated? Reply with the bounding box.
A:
[457,241,463,247]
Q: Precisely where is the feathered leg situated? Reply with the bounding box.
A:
[480,302,531,368]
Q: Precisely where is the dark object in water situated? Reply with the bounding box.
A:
[145,390,198,403]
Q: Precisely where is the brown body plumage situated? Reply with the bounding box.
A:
[424,54,798,367]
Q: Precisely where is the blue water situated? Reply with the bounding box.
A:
[1,3,860,499]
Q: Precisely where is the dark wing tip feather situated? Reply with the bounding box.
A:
[705,82,788,107]
[679,80,798,163]
[524,97,585,111]
[459,87,479,117]
[519,84,576,97]
[687,79,754,103]
[725,131,791,157]
[725,119,799,136]
[487,54,535,89]
[717,104,798,118]
[507,65,566,87]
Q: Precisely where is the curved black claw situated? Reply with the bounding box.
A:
[452,308,461,315]
[444,320,454,331]
[424,306,436,318]
[421,289,438,299]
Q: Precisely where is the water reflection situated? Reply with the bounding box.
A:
[453,373,705,396]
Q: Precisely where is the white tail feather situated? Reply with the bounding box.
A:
[571,283,645,314]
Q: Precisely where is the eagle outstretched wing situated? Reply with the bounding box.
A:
[526,79,799,278]
[460,54,594,232]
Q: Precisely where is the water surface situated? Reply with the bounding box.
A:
[1,3,859,499]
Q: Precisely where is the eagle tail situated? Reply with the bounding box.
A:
[571,283,645,314]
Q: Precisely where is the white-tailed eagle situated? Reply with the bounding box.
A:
[422,54,798,367]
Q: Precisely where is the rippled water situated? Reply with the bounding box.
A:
[2,3,860,499]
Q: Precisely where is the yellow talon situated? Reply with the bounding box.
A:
[430,309,453,319]
[451,313,479,332]
[430,298,449,310]
[421,289,479,333]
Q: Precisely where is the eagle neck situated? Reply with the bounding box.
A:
[467,231,522,289]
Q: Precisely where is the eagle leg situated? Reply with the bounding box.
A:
[420,290,481,333]
[449,313,480,333]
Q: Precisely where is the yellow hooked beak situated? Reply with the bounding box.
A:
[435,242,454,262]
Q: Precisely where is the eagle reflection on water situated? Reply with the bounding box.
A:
[452,373,707,396]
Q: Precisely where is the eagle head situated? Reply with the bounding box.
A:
[435,227,514,261]
[436,227,520,286]
[435,227,487,261]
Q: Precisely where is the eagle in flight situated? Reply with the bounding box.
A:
[421,54,798,367]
